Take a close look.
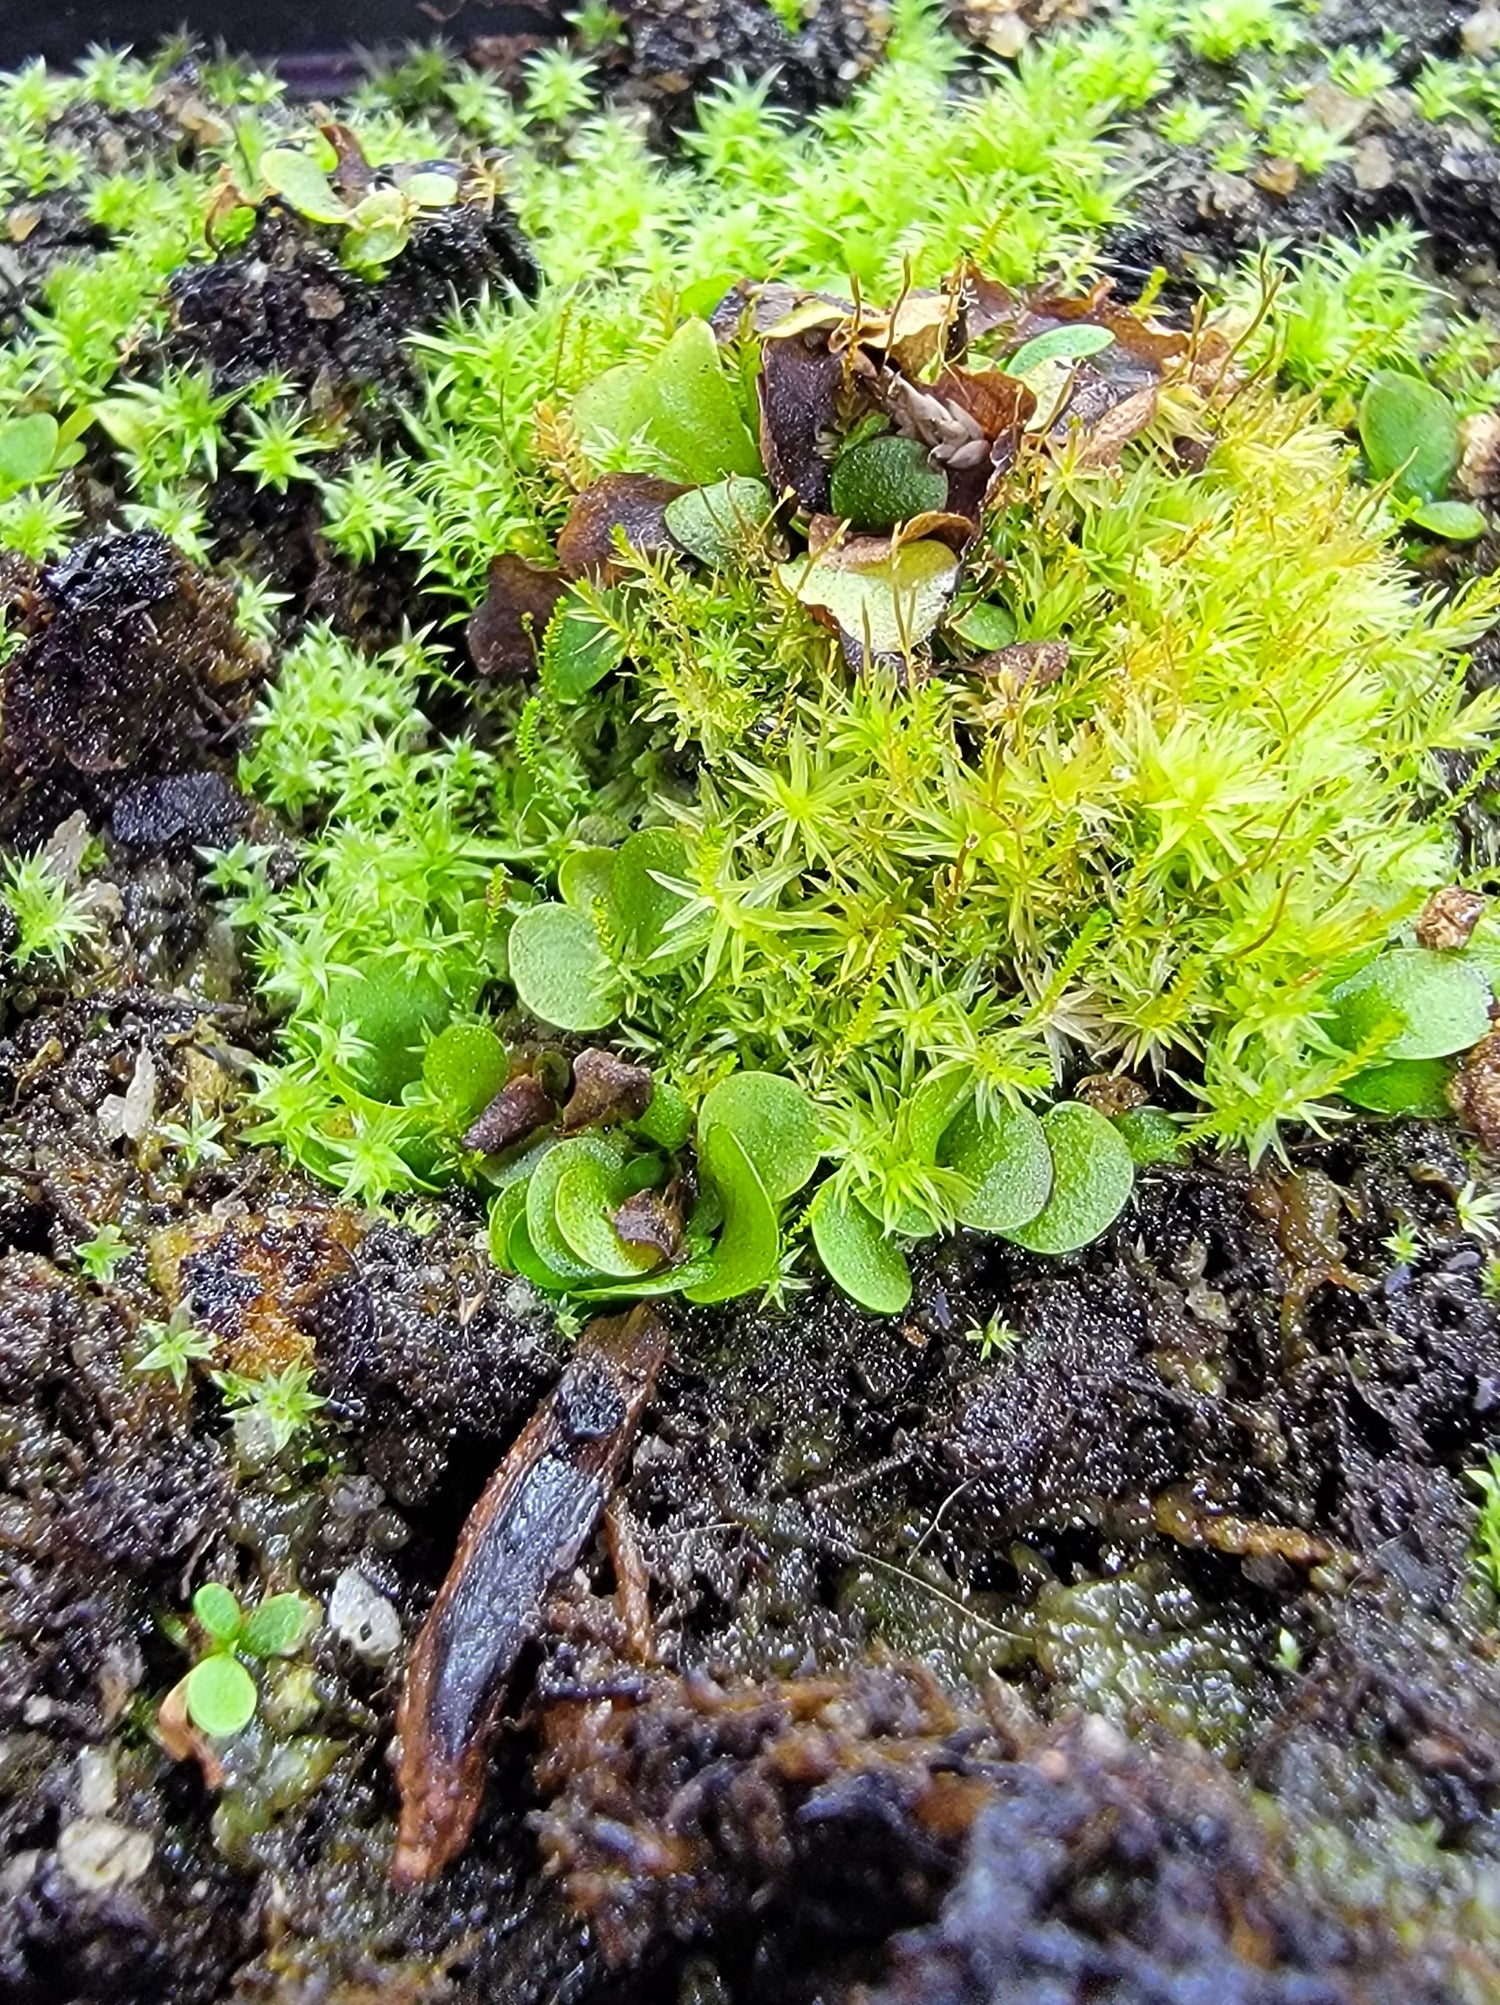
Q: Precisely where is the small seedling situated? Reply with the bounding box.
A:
[1358,371,1488,542]
[214,1363,328,1453]
[75,1223,130,1283]
[178,1581,319,1739]
[1,850,99,973]
[1467,1456,1500,1600]
[133,1305,217,1391]
[1382,1222,1423,1268]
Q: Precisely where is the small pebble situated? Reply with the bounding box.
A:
[57,1816,152,1892]
[1463,5,1500,58]
[1352,136,1394,192]
[329,1567,403,1664]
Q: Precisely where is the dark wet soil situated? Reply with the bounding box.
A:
[6,3,1500,2002]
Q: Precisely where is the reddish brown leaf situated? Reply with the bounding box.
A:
[465,554,569,680]
[463,1073,557,1155]
[961,640,1069,693]
[318,121,375,200]
[1417,887,1487,950]
[610,1184,685,1263]
[557,474,687,582]
[560,1048,654,1133]
[757,335,846,513]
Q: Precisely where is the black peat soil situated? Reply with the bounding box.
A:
[6,4,1500,2003]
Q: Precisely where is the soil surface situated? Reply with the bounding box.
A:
[5,4,1500,2003]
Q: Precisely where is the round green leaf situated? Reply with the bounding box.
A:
[1004,324,1116,375]
[504,1211,580,1294]
[327,963,451,1102]
[241,1592,317,1659]
[905,1069,977,1163]
[185,1654,258,1738]
[697,1070,822,1203]
[943,1100,1053,1235]
[508,903,619,1033]
[1113,1105,1186,1166]
[261,147,348,224]
[488,1181,531,1269]
[633,1078,693,1150]
[684,1124,781,1304]
[192,1582,243,1646]
[1340,1057,1454,1118]
[541,589,627,700]
[782,537,960,657]
[1004,1101,1134,1255]
[1410,498,1487,542]
[1359,370,1459,504]
[664,477,773,565]
[526,1133,622,1280]
[808,1182,912,1315]
[0,413,59,489]
[559,845,619,914]
[951,600,1018,650]
[611,828,689,963]
[829,436,948,531]
[1330,947,1491,1062]
[554,1152,660,1277]
[422,1023,511,1128]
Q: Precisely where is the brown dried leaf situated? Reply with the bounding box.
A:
[557,474,687,582]
[1416,886,1487,951]
[463,1073,558,1154]
[610,1184,685,1263]
[157,1677,225,1788]
[961,639,1069,694]
[465,554,569,680]
[319,121,375,200]
[1449,1026,1500,1150]
[757,335,846,513]
[1071,384,1160,467]
[148,1206,359,1376]
[561,1048,654,1133]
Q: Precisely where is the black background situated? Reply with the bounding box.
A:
[0,2,551,69]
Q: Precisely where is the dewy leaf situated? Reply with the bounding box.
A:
[327,963,451,1101]
[1340,1057,1454,1118]
[943,1100,1053,1234]
[1330,947,1491,1061]
[1409,498,1487,541]
[574,320,761,483]
[423,1023,512,1128]
[1004,1101,1134,1255]
[1113,1105,1186,1166]
[648,319,763,482]
[261,147,348,224]
[526,1133,622,1281]
[951,600,1017,650]
[697,1070,822,1203]
[829,436,948,531]
[632,1078,693,1150]
[185,1653,258,1738]
[554,1153,661,1276]
[1358,371,1460,504]
[685,1124,781,1304]
[241,1592,317,1659]
[192,1582,243,1646]
[1004,323,1116,375]
[558,845,618,914]
[905,1068,974,1161]
[612,828,689,962]
[663,477,773,565]
[0,412,59,489]
[809,1182,912,1315]
[508,904,620,1033]
[783,537,960,658]
[401,168,460,209]
[541,587,628,697]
